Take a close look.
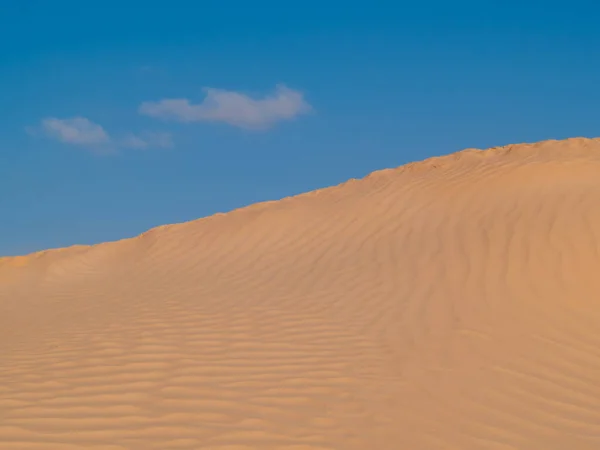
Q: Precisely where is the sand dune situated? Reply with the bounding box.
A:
[3,137,600,449]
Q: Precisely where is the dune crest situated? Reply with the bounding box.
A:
[2,137,600,449]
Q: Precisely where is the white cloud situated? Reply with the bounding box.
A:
[139,84,311,130]
[33,117,173,153]
[41,117,110,145]
[120,134,146,149]
[121,132,173,150]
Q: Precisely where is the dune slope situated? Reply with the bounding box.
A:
[2,138,600,449]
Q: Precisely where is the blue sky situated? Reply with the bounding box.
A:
[2,1,600,256]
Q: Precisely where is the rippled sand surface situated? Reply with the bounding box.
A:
[2,138,600,449]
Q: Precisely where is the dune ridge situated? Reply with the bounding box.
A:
[2,137,600,449]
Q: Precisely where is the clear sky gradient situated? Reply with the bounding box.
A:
[2,1,600,256]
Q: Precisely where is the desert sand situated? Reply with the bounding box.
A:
[2,137,600,449]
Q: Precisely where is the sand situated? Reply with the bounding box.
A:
[2,137,600,449]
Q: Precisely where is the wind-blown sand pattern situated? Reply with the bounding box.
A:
[3,138,600,449]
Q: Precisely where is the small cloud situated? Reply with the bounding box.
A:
[31,116,172,154]
[121,131,173,150]
[139,84,312,130]
[120,133,147,149]
[41,117,110,146]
